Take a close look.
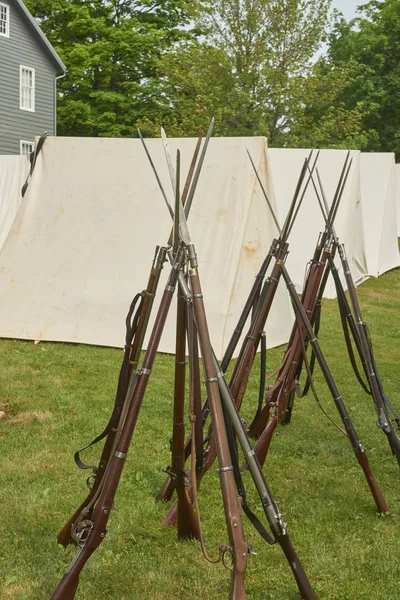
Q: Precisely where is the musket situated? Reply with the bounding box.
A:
[163,168,316,600]
[314,170,400,466]
[163,149,200,539]
[152,140,249,598]
[56,133,204,548]
[248,156,353,448]
[50,249,185,599]
[279,261,388,513]
[188,247,248,599]
[161,150,319,525]
[56,244,168,548]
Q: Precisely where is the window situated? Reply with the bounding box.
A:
[20,141,34,157]
[20,66,35,112]
[0,3,9,37]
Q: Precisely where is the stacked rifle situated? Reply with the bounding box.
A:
[49,125,399,600]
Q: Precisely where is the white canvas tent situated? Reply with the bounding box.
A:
[396,163,400,237]
[0,136,294,357]
[360,153,400,277]
[268,148,368,298]
[0,155,29,251]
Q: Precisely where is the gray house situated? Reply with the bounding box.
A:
[0,0,66,155]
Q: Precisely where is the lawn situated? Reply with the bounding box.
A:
[0,266,399,599]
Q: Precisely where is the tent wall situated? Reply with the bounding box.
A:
[396,163,400,237]
[268,148,367,298]
[0,136,294,357]
[0,155,29,251]
[360,153,400,277]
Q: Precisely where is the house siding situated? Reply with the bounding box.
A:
[0,0,61,154]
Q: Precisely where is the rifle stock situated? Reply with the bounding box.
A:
[170,289,200,539]
[277,534,317,600]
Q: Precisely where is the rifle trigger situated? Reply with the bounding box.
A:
[86,474,96,490]
[247,543,257,556]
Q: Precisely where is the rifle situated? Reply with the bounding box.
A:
[248,161,388,514]
[50,249,185,599]
[248,153,352,444]
[313,169,400,466]
[56,132,205,549]
[56,244,168,547]
[163,149,200,539]
[161,151,320,526]
[160,157,316,600]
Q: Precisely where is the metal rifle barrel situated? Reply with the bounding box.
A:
[280,263,389,513]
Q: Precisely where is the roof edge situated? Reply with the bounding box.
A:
[14,0,66,73]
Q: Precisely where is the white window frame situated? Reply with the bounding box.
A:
[0,2,10,38]
[20,140,34,157]
[20,66,35,112]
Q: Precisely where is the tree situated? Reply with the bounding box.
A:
[25,0,194,136]
[188,0,332,142]
[141,0,369,147]
[324,0,400,157]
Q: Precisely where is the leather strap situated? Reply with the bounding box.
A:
[74,291,144,471]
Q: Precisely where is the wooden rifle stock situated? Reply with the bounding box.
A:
[169,290,200,538]
[277,534,317,600]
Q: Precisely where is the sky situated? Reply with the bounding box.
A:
[331,0,362,21]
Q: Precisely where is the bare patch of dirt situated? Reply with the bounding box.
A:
[8,410,53,424]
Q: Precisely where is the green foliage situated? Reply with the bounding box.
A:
[143,0,333,140]
[24,0,194,137]
[283,58,376,149]
[323,0,400,157]
[23,0,399,149]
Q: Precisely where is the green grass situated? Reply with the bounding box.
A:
[0,267,399,599]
